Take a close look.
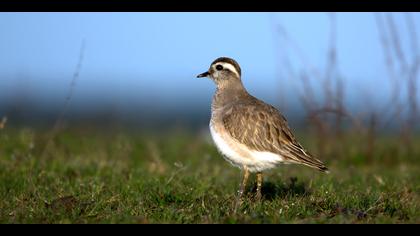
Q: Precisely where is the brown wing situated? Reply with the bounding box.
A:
[222,98,328,172]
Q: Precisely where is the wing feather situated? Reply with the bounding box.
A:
[222,98,329,172]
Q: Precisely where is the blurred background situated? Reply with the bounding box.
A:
[1,13,419,223]
[0,13,419,151]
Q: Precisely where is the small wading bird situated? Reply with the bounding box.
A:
[197,57,329,211]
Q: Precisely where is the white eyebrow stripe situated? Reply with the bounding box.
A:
[216,62,240,77]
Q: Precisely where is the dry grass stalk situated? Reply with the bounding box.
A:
[271,13,419,159]
[41,39,86,158]
[272,13,347,157]
[147,141,166,174]
[0,116,7,130]
[375,13,419,150]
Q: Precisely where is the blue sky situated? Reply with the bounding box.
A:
[0,12,418,116]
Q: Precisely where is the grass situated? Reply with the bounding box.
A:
[0,126,419,223]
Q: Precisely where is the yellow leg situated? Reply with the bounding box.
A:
[234,167,249,213]
[256,172,263,201]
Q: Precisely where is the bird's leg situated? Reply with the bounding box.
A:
[255,172,263,201]
[234,167,249,213]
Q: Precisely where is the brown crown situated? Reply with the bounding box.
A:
[211,57,242,77]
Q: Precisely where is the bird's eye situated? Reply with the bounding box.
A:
[216,65,223,71]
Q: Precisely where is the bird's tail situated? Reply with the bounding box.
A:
[284,144,330,173]
[315,164,330,173]
[298,155,329,173]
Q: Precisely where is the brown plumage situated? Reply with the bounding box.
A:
[202,57,328,173]
[221,95,329,172]
[197,57,328,204]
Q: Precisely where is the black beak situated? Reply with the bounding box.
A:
[197,71,210,78]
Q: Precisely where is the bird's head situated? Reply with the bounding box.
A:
[197,57,242,86]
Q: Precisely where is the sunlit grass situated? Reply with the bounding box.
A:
[0,127,419,223]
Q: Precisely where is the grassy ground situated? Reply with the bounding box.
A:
[0,127,419,223]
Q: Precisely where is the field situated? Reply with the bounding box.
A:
[0,126,419,223]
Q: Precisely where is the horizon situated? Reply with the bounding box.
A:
[0,12,418,130]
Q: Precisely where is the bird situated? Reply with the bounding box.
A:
[197,57,328,210]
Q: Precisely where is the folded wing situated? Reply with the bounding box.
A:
[222,98,329,172]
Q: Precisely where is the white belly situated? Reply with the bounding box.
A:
[209,123,285,173]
